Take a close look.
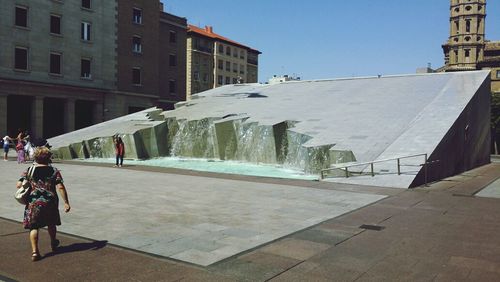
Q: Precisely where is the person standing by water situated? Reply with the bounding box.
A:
[3,135,13,161]
[114,136,125,167]
[16,146,71,261]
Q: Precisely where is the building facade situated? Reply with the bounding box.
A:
[442,0,500,93]
[186,25,260,99]
[0,0,187,139]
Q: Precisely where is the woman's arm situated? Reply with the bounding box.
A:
[56,183,71,212]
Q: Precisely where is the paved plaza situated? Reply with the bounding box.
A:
[1,159,500,281]
[0,160,386,266]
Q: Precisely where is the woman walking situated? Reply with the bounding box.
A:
[114,136,125,167]
[16,146,71,261]
[3,135,12,161]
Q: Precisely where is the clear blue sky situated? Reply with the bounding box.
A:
[161,0,500,82]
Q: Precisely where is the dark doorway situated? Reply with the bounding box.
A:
[7,95,32,137]
[75,100,94,130]
[43,98,64,138]
[128,106,145,114]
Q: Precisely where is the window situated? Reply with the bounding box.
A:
[225,77,230,84]
[14,47,29,70]
[226,61,231,71]
[240,64,245,74]
[169,80,176,93]
[50,15,61,34]
[218,59,223,70]
[132,68,141,85]
[466,19,471,33]
[454,20,459,34]
[133,8,142,24]
[233,48,238,57]
[132,36,142,53]
[193,71,200,81]
[203,73,208,82]
[81,22,91,41]
[169,54,176,67]
[82,0,91,9]
[233,63,238,73]
[496,70,500,79]
[15,6,28,27]
[464,49,471,63]
[226,46,231,56]
[81,58,91,78]
[240,50,245,59]
[218,44,224,54]
[50,53,62,74]
[217,75,223,85]
[169,31,176,43]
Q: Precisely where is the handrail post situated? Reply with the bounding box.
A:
[370,163,374,176]
[424,154,428,186]
[345,168,349,178]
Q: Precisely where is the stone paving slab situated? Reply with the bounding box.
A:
[0,160,386,266]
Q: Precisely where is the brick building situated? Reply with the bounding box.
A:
[186,25,260,99]
[0,0,186,139]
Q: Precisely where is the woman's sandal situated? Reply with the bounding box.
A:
[31,251,41,262]
[51,239,60,252]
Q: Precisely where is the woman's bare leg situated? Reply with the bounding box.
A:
[29,229,39,253]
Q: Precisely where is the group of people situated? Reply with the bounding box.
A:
[3,129,35,163]
[11,133,125,262]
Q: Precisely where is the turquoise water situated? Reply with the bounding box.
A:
[77,157,319,180]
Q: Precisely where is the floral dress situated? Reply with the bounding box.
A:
[20,165,64,229]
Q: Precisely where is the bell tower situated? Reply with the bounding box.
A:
[443,0,486,71]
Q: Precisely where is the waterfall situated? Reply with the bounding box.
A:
[169,118,218,159]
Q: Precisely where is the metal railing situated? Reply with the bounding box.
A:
[320,153,431,185]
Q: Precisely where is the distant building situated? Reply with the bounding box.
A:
[441,0,500,94]
[268,75,301,84]
[186,25,261,99]
[0,1,187,138]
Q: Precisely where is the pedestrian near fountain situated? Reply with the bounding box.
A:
[114,136,125,167]
[16,139,26,163]
[3,135,13,161]
[16,146,71,261]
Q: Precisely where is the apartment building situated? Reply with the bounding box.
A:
[0,1,187,138]
[186,25,261,99]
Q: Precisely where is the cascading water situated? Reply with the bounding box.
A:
[232,121,277,164]
[169,118,218,159]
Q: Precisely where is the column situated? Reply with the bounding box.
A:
[31,96,44,139]
[63,98,75,133]
[0,95,7,135]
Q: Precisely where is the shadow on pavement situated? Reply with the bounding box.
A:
[44,240,108,258]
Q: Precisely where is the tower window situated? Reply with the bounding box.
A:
[132,68,141,85]
[14,47,29,70]
[169,80,176,94]
[169,54,177,67]
[169,31,176,43]
[133,8,142,24]
[50,52,62,75]
[454,21,459,34]
[15,6,28,27]
[81,58,91,78]
[132,36,142,53]
[82,0,91,9]
[465,6,472,11]
[465,19,471,33]
[50,15,61,34]
[81,22,91,41]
